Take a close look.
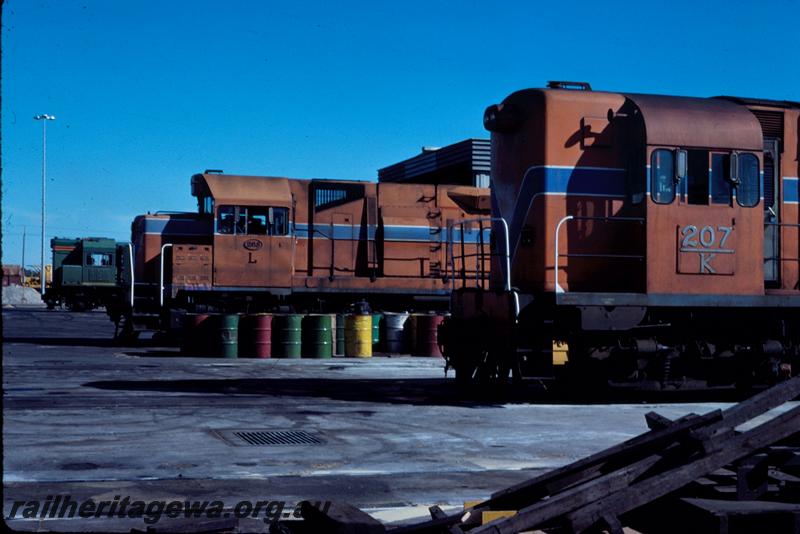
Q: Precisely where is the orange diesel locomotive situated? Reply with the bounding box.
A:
[116,172,490,332]
[441,82,800,388]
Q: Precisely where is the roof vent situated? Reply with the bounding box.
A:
[204,169,224,174]
[547,81,592,91]
[421,146,441,153]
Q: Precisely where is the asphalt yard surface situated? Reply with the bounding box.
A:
[3,308,758,531]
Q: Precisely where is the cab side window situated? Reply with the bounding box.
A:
[737,153,760,208]
[217,206,235,234]
[711,153,732,205]
[217,205,290,235]
[235,207,247,234]
[651,149,675,204]
[686,150,709,205]
[270,207,289,236]
[86,253,112,266]
[247,207,268,235]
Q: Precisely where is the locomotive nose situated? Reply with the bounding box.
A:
[484,103,522,133]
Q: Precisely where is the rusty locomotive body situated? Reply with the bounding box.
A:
[117,172,490,331]
[441,83,800,388]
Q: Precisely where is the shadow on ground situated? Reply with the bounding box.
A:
[83,376,753,407]
[84,377,515,407]
[4,337,176,349]
[5,336,125,348]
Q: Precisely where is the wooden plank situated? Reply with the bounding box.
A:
[566,406,800,533]
[689,427,738,455]
[682,497,800,514]
[427,506,465,534]
[393,379,799,534]
[470,453,663,534]
[645,411,675,431]
[475,406,800,534]
[600,513,624,534]
[737,453,769,499]
[676,498,800,534]
[482,511,516,524]
[412,410,722,534]
[715,375,800,428]
[484,411,721,509]
[428,506,447,520]
[769,468,800,484]
[389,513,466,534]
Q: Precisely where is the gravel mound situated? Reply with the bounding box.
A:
[2,285,46,307]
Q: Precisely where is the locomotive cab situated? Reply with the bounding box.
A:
[633,95,765,299]
[192,173,295,292]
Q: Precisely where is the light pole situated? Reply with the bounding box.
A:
[34,114,55,297]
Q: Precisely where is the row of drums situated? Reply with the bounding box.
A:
[181,312,446,359]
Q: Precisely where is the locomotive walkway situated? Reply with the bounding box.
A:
[3,309,796,531]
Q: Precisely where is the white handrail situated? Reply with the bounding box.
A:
[127,243,135,308]
[159,243,173,307]
[554,215,574,298]
[447,216,512,292]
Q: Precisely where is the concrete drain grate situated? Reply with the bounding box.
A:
[215,430,325,446]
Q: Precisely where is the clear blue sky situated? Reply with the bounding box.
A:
[3,0,799,265]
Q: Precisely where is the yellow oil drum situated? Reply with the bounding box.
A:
[344,314,372,358]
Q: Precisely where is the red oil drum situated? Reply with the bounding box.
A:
[414,314,445,357]
[240,314,272,358]
[182,313,211,356]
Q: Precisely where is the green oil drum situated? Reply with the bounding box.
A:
[335,313,346,356]
[217,314,240,358]
[371,313,383,350]
[302,314,333,359]
[345,314,372,358]
[272,314,303,358]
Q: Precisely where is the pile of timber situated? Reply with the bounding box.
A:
[273,376,800,534]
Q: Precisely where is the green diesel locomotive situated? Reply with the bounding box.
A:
[47,237,132,312]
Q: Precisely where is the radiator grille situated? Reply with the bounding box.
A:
[751,110,784,139]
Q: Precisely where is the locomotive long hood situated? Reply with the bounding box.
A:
[624,93,763,151]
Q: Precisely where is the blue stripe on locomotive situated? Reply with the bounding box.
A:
[294,223,489,243]
[784,177,799,203]
[141,217,211,235]
[508,166,628,251]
